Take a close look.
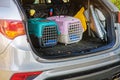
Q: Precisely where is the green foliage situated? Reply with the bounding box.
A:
[111,0,120,10]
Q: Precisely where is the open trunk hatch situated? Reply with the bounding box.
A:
[20,0,116,59]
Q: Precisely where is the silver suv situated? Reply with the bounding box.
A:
[0,0,120,80]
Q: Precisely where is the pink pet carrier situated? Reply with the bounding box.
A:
[47,16,84,45]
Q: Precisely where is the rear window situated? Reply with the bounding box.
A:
[0,0,10,7]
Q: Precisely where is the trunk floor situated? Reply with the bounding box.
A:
[35,36,107,58]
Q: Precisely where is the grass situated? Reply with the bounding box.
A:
[111,0,120,10]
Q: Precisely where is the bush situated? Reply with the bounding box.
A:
[111,0,120,9]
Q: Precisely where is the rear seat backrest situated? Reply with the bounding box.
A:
[21,0,35,5]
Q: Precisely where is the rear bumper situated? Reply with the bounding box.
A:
[45,62,120,80]
[1,62,120,80]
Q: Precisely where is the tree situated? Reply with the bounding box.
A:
[111,0,120,9]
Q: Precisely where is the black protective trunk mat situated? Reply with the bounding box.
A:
[34,36,107,58]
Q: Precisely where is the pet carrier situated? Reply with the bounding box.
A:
[47,16,84,45]
[28,18,59,47]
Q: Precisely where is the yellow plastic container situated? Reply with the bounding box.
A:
[74,7,87,32]
[30,9,36,16]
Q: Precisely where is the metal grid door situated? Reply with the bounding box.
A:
[68,22,83,43]
[42,26,58,47]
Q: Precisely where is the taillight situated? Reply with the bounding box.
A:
[11,71,42,80]
[0,20,25,39]
[118,12,120,23]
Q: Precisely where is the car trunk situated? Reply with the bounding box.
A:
[20,0,116,59]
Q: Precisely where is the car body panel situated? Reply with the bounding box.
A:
[0,0,22,20]
[0,0,120,80]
